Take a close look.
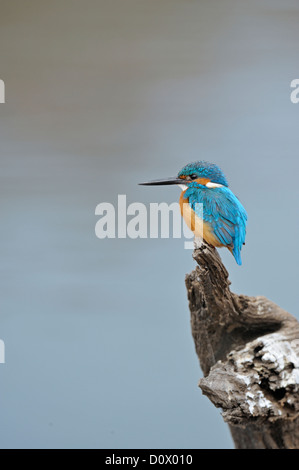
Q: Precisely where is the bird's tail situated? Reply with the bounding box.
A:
[232,224,245,266]
[233,249,242,266]
[228,246,242,265]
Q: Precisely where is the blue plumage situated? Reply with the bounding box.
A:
[185,184,247,265]
[178,161,229,187]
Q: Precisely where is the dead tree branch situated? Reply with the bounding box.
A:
[185,240,299,449]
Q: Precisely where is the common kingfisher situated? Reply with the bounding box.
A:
[140,161,247,265]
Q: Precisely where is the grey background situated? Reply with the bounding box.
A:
[0,0,298,449]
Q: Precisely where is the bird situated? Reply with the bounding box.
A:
[140,161,247,265]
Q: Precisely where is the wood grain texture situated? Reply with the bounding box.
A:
[185,239,299,449]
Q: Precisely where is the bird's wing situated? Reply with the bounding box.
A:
[189,187,247,257]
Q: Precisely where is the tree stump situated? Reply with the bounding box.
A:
[185,240,299,449]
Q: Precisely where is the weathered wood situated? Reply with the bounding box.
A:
[185,239,299,449]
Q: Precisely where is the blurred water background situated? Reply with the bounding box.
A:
[0,0,299,448]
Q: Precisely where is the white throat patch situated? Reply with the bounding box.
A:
[206,182,224,188]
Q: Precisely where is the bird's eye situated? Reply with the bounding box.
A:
[185,174,197,181]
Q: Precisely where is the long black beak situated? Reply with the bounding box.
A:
[139,177,182,186]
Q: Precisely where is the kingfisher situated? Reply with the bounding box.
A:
[140,161,247,265]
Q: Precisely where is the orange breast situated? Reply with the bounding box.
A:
[179,191,223,247]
